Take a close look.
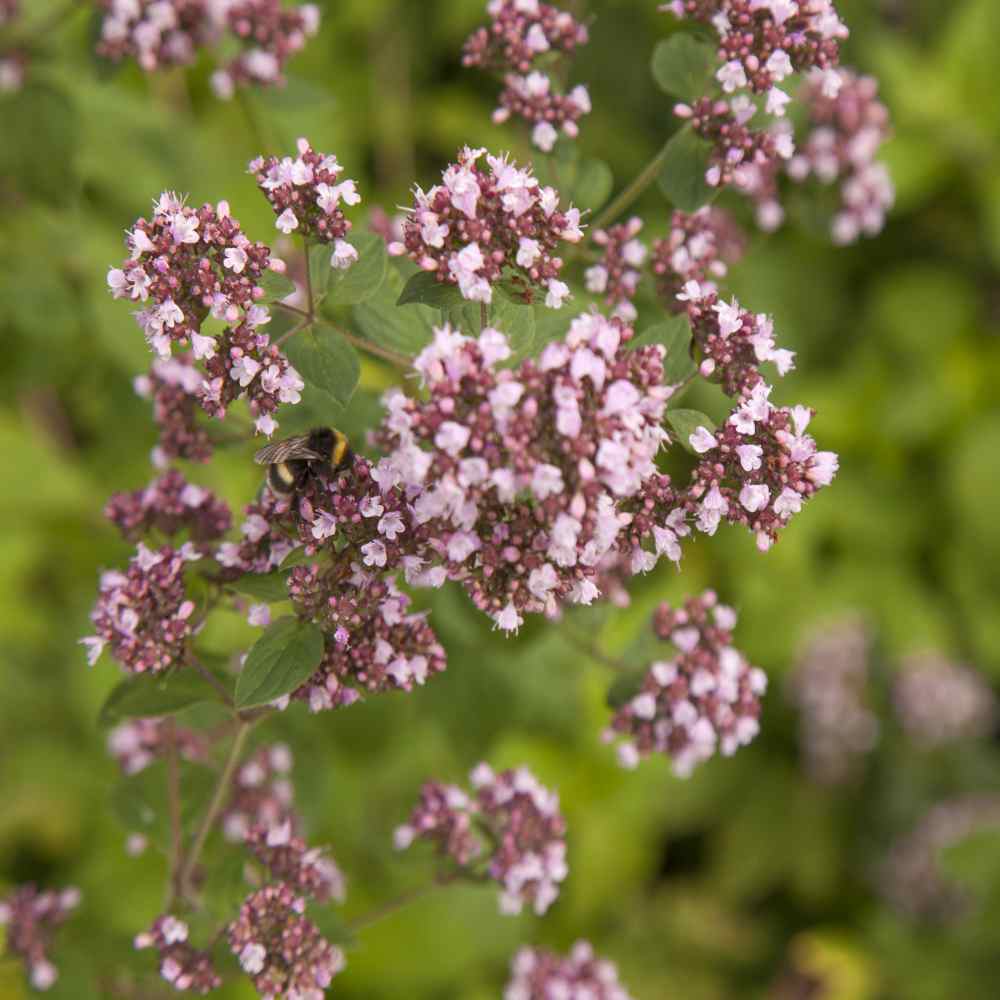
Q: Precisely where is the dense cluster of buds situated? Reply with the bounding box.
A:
[892,653,996,748]
[134,357,214,466]
[463,1,591,151]
[245,821,346,903]
[675,95,794,192]
[107,191,274,360]
[652,207,745,311]
[396,763,568,916]
[250,138,361,268]
[222,744,296,842]
[787,68,894,243]
[134,915,222,994]
[685,385,838,550]
[505,941,635,1000]
[879,796,1000,922]
[197,315,304,435]
[216,491,298,577]
[0,885,80,992]
[388,147,583,307]
[586,217,647,322]
[82,542,200,674]
[605,592,766,777]
[211,0,321,98]
[105,469,232,545]
[787,620,877,784]
[375,315,673,631]
[289,566,447,711]
[95,1,320,98]
[663,0,847,116]
[107,717,208,775]
[228,883,345,998]
[679,283,794,396]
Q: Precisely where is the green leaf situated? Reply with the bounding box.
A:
[308,244,333,306]
[940,829,1000,888]
[0,83,79,205]
[327,232,388,306]
[667,408,716,453]
[228,571,291,603]
[573,158,614,212]
[651,34,717,102]
[658,127,717,213]
[235,616,325,708]
[443,294,535,356]
[259,268,297,302]
[632,315,697,384]
[352,263,435,357]
[397,270,467,309]
[99,670,224,728]
[283,323,360,411]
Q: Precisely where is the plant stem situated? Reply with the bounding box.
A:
[163,718,184,911]
[189,657,234,709]
[590,142,671,232]
[480,301,489,333]
[273,300,311,320]
[275,318,310,348]
[346,872,458,934]
[176,721,252,902]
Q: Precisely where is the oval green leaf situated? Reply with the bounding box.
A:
[657,127,717,213]
[667,408,716,454]
[99,670,224,728]
[651,34,717,102]
[283,323,360,410]
[228,571,291,603]
[327,232,388,306]
[235,616,325,708]
[397,270,467,309]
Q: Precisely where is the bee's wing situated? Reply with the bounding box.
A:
[254,435,324,465]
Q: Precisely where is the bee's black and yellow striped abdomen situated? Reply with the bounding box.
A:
[258,426,352,496]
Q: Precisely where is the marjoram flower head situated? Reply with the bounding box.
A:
[605,592,767,777]
[396,763,568,916]
[0,885,80,992]
[388,146,583,307]
[134,914,222,994]
[374,313,677,633]
[505,941,636,1000]
[250,137,362,269]
[586,217,647,322]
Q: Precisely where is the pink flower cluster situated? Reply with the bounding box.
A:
[197,312,305,436]
[220,455,447,710]
[464,1,591,152]
[134,915,222,994]
[245,821,346,904]
[134,357,214,466]
[604,592,767,777]
[107,191,274,360]
[675,95,794,191]
[585,217,647,322]
[104,469,232,546]
[0,0,19,24]
[250,138,361,269]
[228,883,345,999]
[0,885,80,992]
[505,941,635,1000]
[388,147,583,307]
[685,385,838,550]
[788,619,877,784]
[652,207,745,312]
[222,743,296,842]
[892,653,996,748]
[786,68,894,244]
[680,282,795,396]
[463,0,589,74]
[211,0,322,98]
[107,717,208,775]
[664,0,847,116]
[82,542,201,674]
[95,1,320,97]
[374,315,672,632]
[396,763,568,916]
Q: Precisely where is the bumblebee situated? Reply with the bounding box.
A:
[254,427,353,496]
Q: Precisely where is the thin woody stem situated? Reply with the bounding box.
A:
[176,721,252,902]
[189,656,234,709]
[590,142,671,232]
[273,300,311,320]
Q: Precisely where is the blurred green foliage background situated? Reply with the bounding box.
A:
[2,0,1000,997]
